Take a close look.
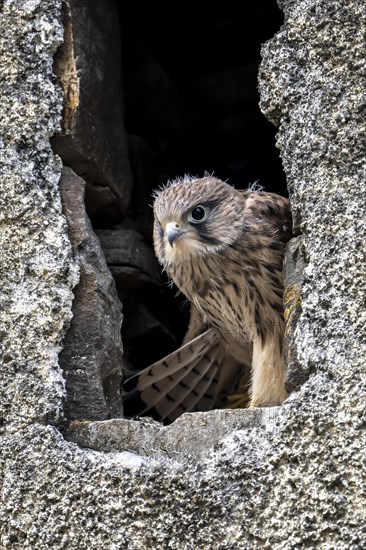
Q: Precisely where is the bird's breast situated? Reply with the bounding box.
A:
[168,251,284,357]
[171,257,251,340]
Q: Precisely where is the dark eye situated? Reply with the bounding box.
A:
[188,205,207,223]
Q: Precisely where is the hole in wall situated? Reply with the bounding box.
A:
[53,1,288,425]
[120,2,287,239]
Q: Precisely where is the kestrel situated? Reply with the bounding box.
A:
[123,175,292,423]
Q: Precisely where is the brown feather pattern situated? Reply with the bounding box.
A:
[123,175,292,422]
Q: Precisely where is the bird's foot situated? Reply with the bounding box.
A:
[226,392,250,409]
[248,397,261,408]
[248,396,285,408]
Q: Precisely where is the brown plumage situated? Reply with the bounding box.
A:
[123,175,292,423]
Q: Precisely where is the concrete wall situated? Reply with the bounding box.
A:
[0,1,365,548]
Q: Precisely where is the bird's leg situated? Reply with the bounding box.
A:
[226,392,250,409]
[249,330,287,407]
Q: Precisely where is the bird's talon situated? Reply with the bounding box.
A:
[227,392,250,409]
[248,398,261,408]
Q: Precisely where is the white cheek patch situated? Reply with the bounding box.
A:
[163,233,202,263]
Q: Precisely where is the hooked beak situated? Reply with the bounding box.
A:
[166,221,185,247]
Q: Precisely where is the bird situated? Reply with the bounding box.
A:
[123,174,292,423]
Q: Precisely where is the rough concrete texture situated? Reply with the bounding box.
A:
[65,408,280,462]
[59,167,124,421]
[1,1,366,549]
[0,0,78,428]
[283,235,308,392]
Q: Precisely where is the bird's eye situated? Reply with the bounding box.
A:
[188,205,207,223]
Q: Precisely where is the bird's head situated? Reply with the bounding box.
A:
[152,175,244,267]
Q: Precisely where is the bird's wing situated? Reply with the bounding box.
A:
[239,190,293,244]
[181,303,208,344]
[123,326,247,423]
[123,328,219,422]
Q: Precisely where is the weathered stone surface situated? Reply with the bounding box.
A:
[95,228,161,290]
[1,1,366,549]
[283,235,309,392]
[0,0,77,428]
[259,0,366,390]
[65,408,279,462]
[59,167,124,421]
[52,0,132,215]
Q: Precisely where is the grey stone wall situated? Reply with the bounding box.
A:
[0,0,77,429]
[1,1,365,549]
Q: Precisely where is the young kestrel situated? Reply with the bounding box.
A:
[123,175,292,422]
